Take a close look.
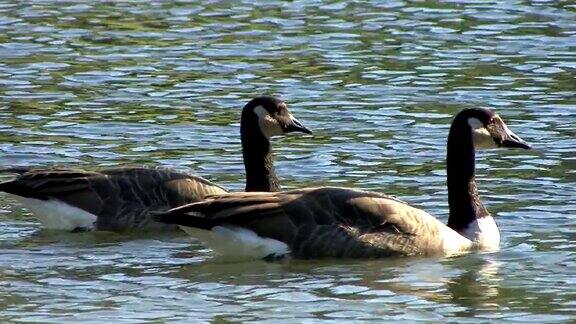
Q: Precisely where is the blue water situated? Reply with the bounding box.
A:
[0,1,575,322]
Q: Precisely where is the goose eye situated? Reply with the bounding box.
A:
[487,117,495,125]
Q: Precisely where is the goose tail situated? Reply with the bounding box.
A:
[0,168,29,196]
[151,207,215,230]
[0,167,32,175]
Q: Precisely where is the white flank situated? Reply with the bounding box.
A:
[440,225,473,255]
[180,225,289,261]
[462,216,500,251]
[10,195,97,230]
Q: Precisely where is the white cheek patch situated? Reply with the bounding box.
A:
[254,105,284,138]
[467,117,484,130]
[473,128,498,149]
[468,117,498,149]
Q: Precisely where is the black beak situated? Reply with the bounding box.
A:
[501,125,531,150]
[285,116,312,134]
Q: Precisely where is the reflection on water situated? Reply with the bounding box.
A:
[0,0,575,321]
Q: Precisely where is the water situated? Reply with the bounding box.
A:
[0,0,575,322]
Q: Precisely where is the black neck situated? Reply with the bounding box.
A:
[446,122,489,232]
[240,116,280,192]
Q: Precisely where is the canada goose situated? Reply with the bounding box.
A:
[153,108,531,260]
[0,96,312,232]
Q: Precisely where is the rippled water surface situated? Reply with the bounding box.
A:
[0,0,575,322]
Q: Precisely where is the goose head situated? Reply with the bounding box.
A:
[455,108,531,150]
[242,96,312,139]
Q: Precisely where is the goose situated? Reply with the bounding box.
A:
[153,108,531,260]
[0,96,312,232]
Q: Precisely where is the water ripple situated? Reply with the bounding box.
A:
[0,0,575,322]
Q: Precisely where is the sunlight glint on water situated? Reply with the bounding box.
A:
[0,1,575,322]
